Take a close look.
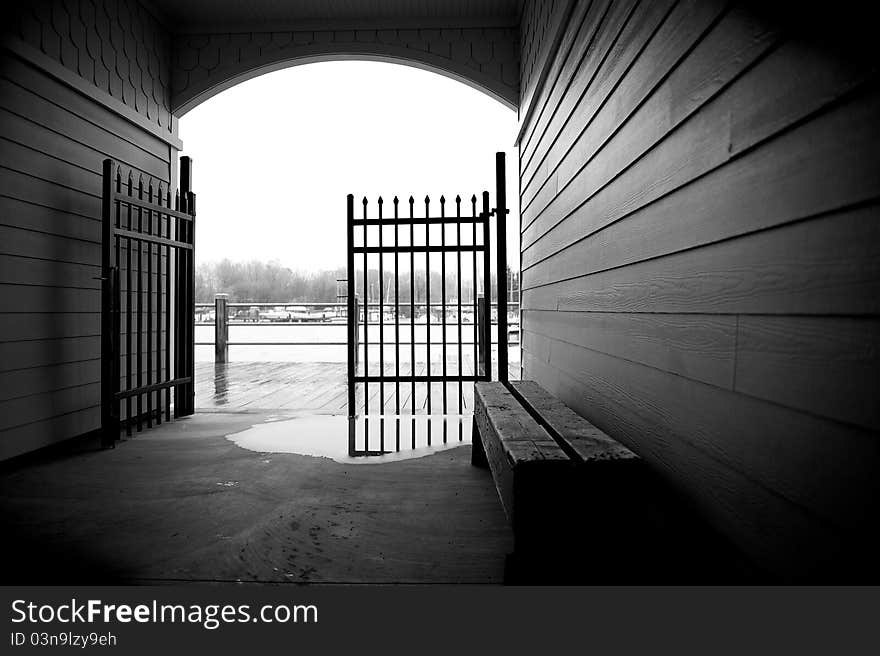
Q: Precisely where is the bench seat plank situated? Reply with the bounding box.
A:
[510,380,637,464]
[508,380,652,530]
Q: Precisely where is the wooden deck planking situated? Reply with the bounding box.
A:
[195,356,519,415]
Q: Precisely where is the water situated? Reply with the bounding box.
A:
[226,414,472,464]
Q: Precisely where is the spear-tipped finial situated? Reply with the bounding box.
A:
[424,195,430,204]
[362,196,368,205]
[471,194,477,203]
[393,196,399,205]
[440,195,446,204]
[455,195,461,203]
[408,196,414,204]
[378,196,383,205]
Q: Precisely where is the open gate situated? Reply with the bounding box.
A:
[100,156,196,446]
[346,152,508,418]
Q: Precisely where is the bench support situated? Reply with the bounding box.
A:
[473,383,573,574]
[472,380,655,583]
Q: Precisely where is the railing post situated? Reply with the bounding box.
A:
[477,296,489,380]
[354,296,360,374]
[214,293,228,363]
[495,152,508,383]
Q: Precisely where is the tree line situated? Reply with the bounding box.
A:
[196,259,519,304]
[195,260,346,303]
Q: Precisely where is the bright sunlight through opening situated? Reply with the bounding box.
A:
[180,60,519,273]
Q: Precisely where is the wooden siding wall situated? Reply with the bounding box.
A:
[0,0,177,461]
[517,0,880,579]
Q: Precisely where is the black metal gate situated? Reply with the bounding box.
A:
[100,156,196,446]
[346,152,508,417]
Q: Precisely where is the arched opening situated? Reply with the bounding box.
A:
[179,59,520,455]
[174,52,518,117]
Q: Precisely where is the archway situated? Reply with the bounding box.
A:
[171,30,519,116]
[179,59,520,442]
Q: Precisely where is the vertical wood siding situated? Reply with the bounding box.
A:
[0,0,176,460]
[517,0,880,579]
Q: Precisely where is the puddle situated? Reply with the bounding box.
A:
[226,414,472,464]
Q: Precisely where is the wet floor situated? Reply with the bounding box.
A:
[226,414,472,464]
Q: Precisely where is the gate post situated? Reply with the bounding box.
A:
[215,294,228,363]
[100,159,119,447]
[347,194,356,416]
[177,156,195,417]
[481,192,492,381]
[495,152,508,383]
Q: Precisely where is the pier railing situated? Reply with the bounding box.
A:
[195,297,520,356]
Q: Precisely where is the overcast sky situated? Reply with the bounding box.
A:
[180,61,519,273]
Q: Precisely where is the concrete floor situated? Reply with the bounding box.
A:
[0,411,512,584]
[0,363,755,584]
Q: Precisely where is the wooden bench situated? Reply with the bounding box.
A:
[472,380,653,582]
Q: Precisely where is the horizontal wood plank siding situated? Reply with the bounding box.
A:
[523,309,737,388]
[0,360,101,403]
[522,350,874,579]
[518,0,880,578]
[0,408,101,461]
[523,333,880,538]
[0,2,175,461]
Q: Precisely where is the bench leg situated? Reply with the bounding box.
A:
[471,417,488,468]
